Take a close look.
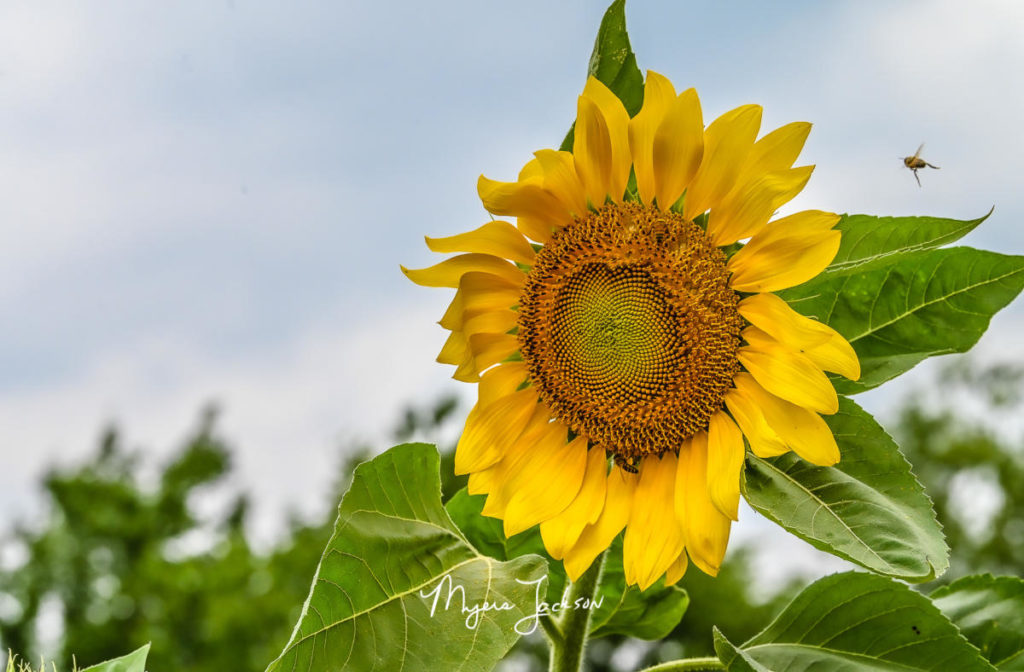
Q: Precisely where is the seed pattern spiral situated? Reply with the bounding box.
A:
[517,202,744,460]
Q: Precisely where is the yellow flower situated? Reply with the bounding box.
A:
[404,71,860,590]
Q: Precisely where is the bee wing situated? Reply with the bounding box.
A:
[913,142,925,160]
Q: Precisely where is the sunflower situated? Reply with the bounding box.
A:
[403,71,860,590]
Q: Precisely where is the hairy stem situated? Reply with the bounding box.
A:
[638,657,726,672]
[548,551,605,672]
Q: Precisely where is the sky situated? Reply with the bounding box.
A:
[1,0,1023,573]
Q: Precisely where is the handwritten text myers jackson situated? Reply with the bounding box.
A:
[419,574,604,635]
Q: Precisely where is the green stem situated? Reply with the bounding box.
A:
[637,658,725,672]
[539,612,563,645]
[548,551,605,672]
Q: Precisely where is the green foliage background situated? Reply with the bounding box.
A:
[1,357,1022,671]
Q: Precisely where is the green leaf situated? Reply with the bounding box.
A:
[446,488,566,603]
[266,444,547,672]
[932,574,1024,669]
[721,572,995,671]
[446,489,687,640]
[559,0,644,151]
[81,644,151,672]
[742,397,948,581]
[781,247,1024,394]
[714,628,768,672]
[823,210,992,277]
[588,537,689,640]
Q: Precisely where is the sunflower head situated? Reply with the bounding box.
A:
[404,71,860,590]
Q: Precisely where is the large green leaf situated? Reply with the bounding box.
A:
[81,644,150,672]
[559,0,644,151]
[742,397,948,581]
[823,210,991,277]
[446,489,687,640]
[781,247,1024,394]
[714,572,995,671]
[266,444,546,672]
[932,575,1024,670]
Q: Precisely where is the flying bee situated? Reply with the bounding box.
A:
[614,454,639,474]
[902,143,939,187]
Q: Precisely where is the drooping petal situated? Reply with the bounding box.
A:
[738,292,832,349]
[468,332,520,371]
[738,293,860,381]
[738,332,839,415]
[582,77,632,202]
[540,446,609,560]
[727,229,841,293]
[462,310,518,340]
[533,149,588,217]
[734,373,840,466]
[563,466,639,581]
[504,430,589,536]
[455,386,540,475]
[439,272,521,331]
[707,165,814,246]
[724,387,788,458]
[676,434,731,577]
[652,88,703,210]
[628,70,676,205]
[623,453,686,590]
[706,411,744,521]
[664,550,689,586]
[473,405,553,504]
[402,253,525,288]
[477,175,572,241]
[426,221,536,265]
[804,332,861,381]
[683,104,762,220]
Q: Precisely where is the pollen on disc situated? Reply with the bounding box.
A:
[517,202,744,461]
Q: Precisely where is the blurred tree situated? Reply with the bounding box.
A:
[1,361,1021,671]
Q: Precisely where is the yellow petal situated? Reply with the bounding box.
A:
[624,453,686,590]
[475,405,554,508]
[504,431,589,536]
[533,149,588,217]
[724,387,788,458]
[582,77,632,203]
[439,272,521,331]
[734,373,840,466]
[738,334,838,415]
[676,433,731,576]
[455,386,539,475]
[727,229,841,293]
[563,466,639,581]
[747,209,841,245]
[477,361,529,408]
[738,293,860,381]
[426,221,536,266]
[541,446,609,560]
[706,411,744,521]
[452,358,479,384]
[653,88,703,210]
[707,166,814,246]
[477,174,572,241]
[738,293,832,349]
[683,104,762,220]
[402,253,524,288]
[805,331,861,381]
[740,121,812,182]
[573,94,614,206]
[629,70,676,205]
[664,550,689,586]
[437,330,472,366]
[466,332,520,372]
[462,309,517,339]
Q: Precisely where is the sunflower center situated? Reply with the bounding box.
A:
[517,202,744,461]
